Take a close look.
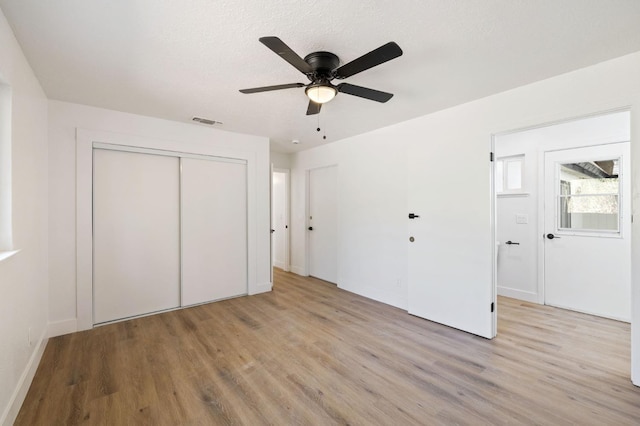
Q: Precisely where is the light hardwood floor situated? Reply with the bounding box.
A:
[16,269,640,425]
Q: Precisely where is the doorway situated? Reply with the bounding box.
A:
[272,168,290,272]
[495,110,631,320]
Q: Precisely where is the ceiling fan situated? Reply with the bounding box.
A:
[239,37,403,115]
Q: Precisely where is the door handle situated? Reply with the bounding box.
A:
[408,213,420,219]
[505,241,520,245]
[308,226,313,231]
[546,233,561,239]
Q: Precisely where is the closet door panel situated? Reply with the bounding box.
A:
[93,149,180,324]
[181,158,247,305]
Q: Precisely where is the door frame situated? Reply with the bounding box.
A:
[272,167,291,272]
[491,109,632,340]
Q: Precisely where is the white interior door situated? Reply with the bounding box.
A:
[544,143,631,321]
[407,145,494,338]
[181,157,247,306]
[93,149,180,324]
[272,170,289,271]
[308,165,338,283]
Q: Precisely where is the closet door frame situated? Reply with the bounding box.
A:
[76,129,257,331]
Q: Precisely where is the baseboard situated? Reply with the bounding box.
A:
[273,260,285,270]
[250,282,272,295]
[48,318,77,338]
[1,327,48,426]
[497,287,539,303]
[290,266,307,276]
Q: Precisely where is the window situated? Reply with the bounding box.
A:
[0,82,12,252]
[558,158,620,233]
[496,155,524,194]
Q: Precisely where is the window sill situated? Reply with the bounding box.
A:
[0,249,20,263]
[497,192,530,198]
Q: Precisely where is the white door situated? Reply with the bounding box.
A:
[181,157,247,306]
[93,149,180,324]
[272,170,289,271]
[544,143,631,321]
[308,165,338,283]
[407,145,494,338]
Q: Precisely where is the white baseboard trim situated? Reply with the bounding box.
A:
[1,327,48,426]
[290,266,307,276]
[48,318,77,338]
[273,260,285,270]
[497,287,539,303]
[250,282,272,295]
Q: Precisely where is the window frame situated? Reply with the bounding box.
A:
[496,154,525,195]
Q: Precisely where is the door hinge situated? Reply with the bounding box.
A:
[490,302,495,313]
[490,152,494,162]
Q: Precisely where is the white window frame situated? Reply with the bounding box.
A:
[555,156,623,238]
[496,154,525,194]
[0,81,18,261]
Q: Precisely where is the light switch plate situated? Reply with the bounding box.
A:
[515,214,528,224]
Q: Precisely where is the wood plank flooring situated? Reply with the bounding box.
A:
[16,269,640,425]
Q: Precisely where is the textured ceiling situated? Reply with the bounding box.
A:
[2,0,640,153]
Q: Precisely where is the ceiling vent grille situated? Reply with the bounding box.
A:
[192,117,221,125]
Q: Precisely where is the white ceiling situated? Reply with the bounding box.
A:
[2,1,640,153]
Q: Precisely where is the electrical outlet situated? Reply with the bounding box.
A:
[515,214,528,224]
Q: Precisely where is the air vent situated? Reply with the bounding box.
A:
[192,117,222,126]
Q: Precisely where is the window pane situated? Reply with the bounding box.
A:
[495,161,503,193]
[559,160,619,195]
[557,159,620,232]
[506,160,522,190]
[558,195,619,231]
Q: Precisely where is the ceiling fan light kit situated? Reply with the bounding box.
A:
[240,37,403,115]
[305,83,337,104]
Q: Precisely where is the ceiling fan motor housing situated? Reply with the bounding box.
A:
[304,51,340,81]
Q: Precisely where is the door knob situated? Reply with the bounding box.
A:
[408,213,420,219]
[546,233,560,239]
[308,226,313,231]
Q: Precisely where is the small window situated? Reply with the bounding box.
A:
[557,159,620,233]
[496,155,524,194]
[0,83,12,251]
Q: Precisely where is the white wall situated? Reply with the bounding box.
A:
[290,51,640,382]
[496,112,630,303]
[48,100,271,334]
[270,151,291,169]
[291,134,409,309]
[0,8,49,425]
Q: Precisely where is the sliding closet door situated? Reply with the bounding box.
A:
[181,157,248,306]
[93,149,180,324]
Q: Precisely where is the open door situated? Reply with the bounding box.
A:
[407,143,495,338]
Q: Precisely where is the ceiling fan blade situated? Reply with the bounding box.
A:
[306,100,322,115]
[334,42,403,79]
[239,83,305,94]
[259,37,313,74]
[337,83,393,103]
